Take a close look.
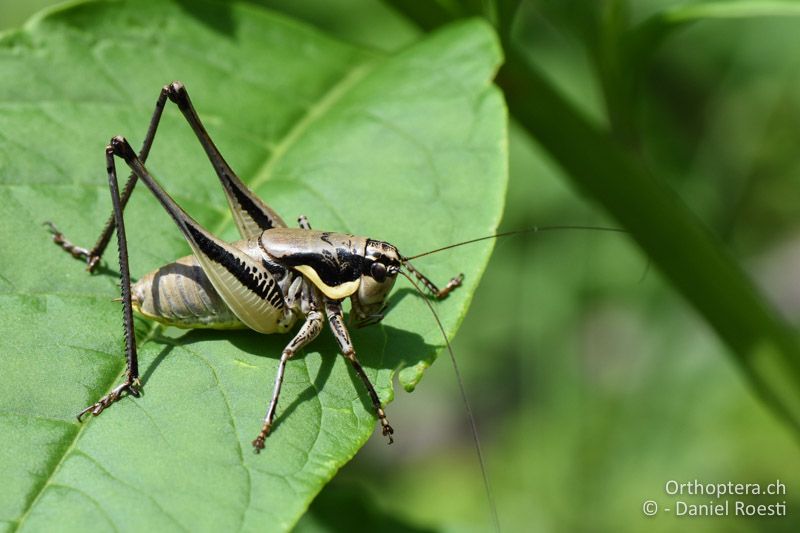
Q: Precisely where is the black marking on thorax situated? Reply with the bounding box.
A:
[186,224,284,309]
[282,247,365,287]
[261,257,288,278]
[258,238,291,280]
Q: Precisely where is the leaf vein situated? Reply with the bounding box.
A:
[177,345,251,533]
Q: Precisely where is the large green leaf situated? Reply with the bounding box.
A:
[625,1,800,110]
[0,1,506,530]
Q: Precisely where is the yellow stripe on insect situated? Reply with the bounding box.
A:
[294,265,361,299]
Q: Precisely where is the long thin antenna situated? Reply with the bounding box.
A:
[399,270,501,533]
[405,225,627,260]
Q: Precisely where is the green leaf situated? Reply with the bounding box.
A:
[627,1,800,87]
[647,0,800,25]
[0,1,506,531]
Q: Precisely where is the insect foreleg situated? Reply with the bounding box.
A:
[324,299,394,443]
[297,215,312,230]
[402,261,464,300]
[77,143,142,419]
[252,308,324,452]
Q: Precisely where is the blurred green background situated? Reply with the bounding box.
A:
[5,1,800,531]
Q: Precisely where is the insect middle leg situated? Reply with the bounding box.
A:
[252,308,324,452]
[324,299,394,443]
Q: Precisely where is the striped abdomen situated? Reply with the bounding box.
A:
[131,255,244,329]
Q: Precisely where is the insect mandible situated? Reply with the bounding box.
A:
[46,81,467,452]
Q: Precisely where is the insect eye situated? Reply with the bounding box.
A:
[370,262,387,282]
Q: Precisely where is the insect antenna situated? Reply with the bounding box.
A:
[405,224,627,260]
[399,269,501,533]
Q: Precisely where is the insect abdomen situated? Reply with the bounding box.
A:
[132,255,245,329]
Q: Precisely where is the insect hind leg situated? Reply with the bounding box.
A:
[49,81,287,272]
[45,221,94,263]
[47,86,171,272]
[77,142,143,420]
